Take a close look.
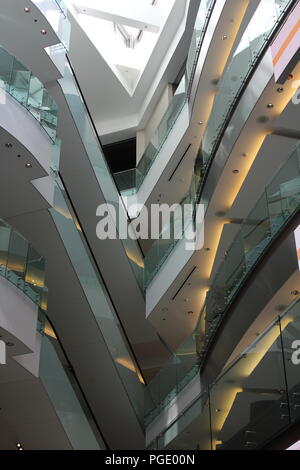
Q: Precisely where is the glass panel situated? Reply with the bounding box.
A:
[136,92,186,189]
[0,46,59,141]
[6,230,28,288]
[0,48,14,92]
[0,218,46,307]
[39,335,103,449]
[158,392,211,450]
[280,300,300,425]
[49,178,144,424]
[156,300,300,450]
[0,220,11,277]
[9,57,31,105]
[198,0,293,174]
[210,321,288,450]
[41,88,59,140]
[144,179,196,287]
[242,192,271,269]
[114,169,136,196]
[267,147,300,236]
[55,0,68,16]
[28,76,44,121]
[25,245,46,305]
[146,138,300,424]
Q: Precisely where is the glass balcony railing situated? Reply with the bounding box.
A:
[114,169,137,197]
[0,47,59,142]
[144,0,294,288]
[196,0,293,184]
[114,0,216,194]
[60,63,144,289]
[40,319,105,449]
[145,139,300,425]
[48,172,145,426]
[144,173,199,287]
[151,297,300,450]
[0,218,47,308]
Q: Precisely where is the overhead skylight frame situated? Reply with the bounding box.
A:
[113,0,159,49]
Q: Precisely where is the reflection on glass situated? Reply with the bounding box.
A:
[210,321,288,450]
[49,176,144,424]
[145,140,300,425]
[0,46,59,141]
[158,392,211,450]
[40,330,104,449]
[154,300,300,450]
[60,65,144,288]
[0,219,47,307]
[145,0,294,288]
[114,0,215,194]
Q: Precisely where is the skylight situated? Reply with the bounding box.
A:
[66,0,176,94]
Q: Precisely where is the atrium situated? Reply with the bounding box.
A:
[0,0,300,452]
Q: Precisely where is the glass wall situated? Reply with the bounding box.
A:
[145,140,300,425]
[0,47,59,141]
[151,298,300,450]
[0,218,47,308]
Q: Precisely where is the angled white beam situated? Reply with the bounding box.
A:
[72,0,162,33]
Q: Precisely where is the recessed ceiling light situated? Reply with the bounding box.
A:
[277,87,284,93]
[288,74,294,80]
[41,29,47,35]
[232,169,239,174]
[291,290,300,296]
[241,153,247,158]
[188,311,194,315]
[222,35,228,40]
[17,154,21,158]
[267,103,274,108]
[5,143,13,149]
[25,163,32,168]
[198,121,204,125]
[24,7,31,13]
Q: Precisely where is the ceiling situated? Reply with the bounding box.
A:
[65,0,200,143]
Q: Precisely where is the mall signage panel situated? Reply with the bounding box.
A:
[271,1,300,83]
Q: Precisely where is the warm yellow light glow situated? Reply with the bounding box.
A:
[44,322,57,339]
[125,249,145,269]
[204,223,226,280]
[115,357,145,385]
[211,314,293,444]
[238,315,293,378]
[53,206,82,232]
[224,133,268,209]
[212,387,243,434]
